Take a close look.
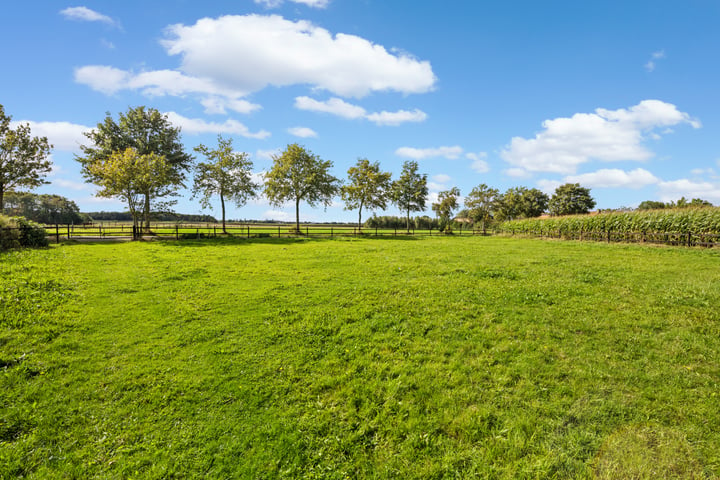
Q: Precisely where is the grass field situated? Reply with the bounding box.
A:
[2,236,720,478]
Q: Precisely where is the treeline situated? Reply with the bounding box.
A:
[365,215,440,230]
[3,192,87,224]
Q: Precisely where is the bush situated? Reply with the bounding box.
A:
[0,215,48,250]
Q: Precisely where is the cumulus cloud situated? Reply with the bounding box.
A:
[295,96,427,126]
[366,109,427,126]
[294,96,366,119]
[501,100,700,175]
[432,174,451,184]
[161,15,436,98]
[255,149,281,161]
[59,6,116,26]
[200,97,261,115]
[164,112,270,139]
[395,146,463,160]
[263,209,292,221]
[657,179,720,203]
[255,0,330,8]
[287,126,318,138]
[564,168,660,189]
[466,152,490,173]
[11,120,92,152]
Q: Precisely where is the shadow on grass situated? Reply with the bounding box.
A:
[150,233,425,247]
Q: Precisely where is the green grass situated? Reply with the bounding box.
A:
[2,236,720,478]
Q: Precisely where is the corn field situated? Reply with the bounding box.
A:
[497,207,720,246]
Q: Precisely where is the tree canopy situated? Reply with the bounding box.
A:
[341,158,392,229]
[391,160,428,231]
[87,148,179,238]
[3,192,84,224]
[193,135,259,233]
[464,183,499,233]
[548,183,596,216]
[0,104,52,211]
[77,106,191,229]
[264,144,341,232]
[432,187,460,231]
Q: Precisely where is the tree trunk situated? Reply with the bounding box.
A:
[220,192,226,234]
[406,208,411,232]
[0,184,4,213]
[358,201,363,231]
[295,197,300,234]
[144,193,151,232]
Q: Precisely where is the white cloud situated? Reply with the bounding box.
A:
[256,0,331,7]
[366,109,427,126]
[657,179,720,203]
[11,120,92,152]
[200,97,261,115]
[52,178,93,191]
[395,145,463,160]
[536,179,562,194]
[295,96,427,126]
[501,100,700,175]
[164,112,270,139]
[294,96,366,119]
[690,167,715,176]
[432,174,451,184]
[427,182,445,191]
[59,6,116,26]
[644,50,665,72]
[287,126,318,138]
[255,149,280,161]
[263,209,292,221]
[564,168,660,189]
[505,167,531,178]
[466,152,489,173]
[161,15,436,98]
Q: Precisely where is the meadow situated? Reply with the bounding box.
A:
[1,236,719,478]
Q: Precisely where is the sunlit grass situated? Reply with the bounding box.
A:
[2,236,720,478]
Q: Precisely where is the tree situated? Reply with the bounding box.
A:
[637,200,667,210]
[548,183,596,216]
[464,183,499,234]
[493,187,526,221]
[87,148,179,239]
[521,188,550,217]
[391,160,428,232]
[264,144,341,233]
[192,135,259,233]
[341,158,392,230]
[432,187,460,232]
[0,104,52,212]
[77,106,192,231]
[4,192,83,224]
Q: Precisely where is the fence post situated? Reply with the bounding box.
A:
[247,225,250,238]
[278,225,281,238]
[67,224,70,240]
[306,226,309,237]
[176,225,179,240]
[331,227,333,238]
[56,224,60,243]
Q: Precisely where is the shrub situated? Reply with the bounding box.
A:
[0,215,48,250]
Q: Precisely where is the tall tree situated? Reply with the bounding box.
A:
[77,106,192,231]
[464,183,499,234]
[0,104,52,212]
[87,148,178,239]
[493,187,527,221]
[548,183,596,216]
[432,187,460,231]
[521,188,550,217]
[264,144,340,233]
[341,158,392,230]
[391,160,428,232]
[192,136,259,233]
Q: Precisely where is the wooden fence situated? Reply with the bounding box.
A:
[505,229,720,247]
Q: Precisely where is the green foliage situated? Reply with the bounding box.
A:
[3,192,83,224]
[264,144,341,231]
[0,215,48,250]
[364,214,440,230]
[494,186,550,221]
[0,104,52,211]
[192,135,259,232]
[464,183,499,231]
[341,158,392,228]
[432,187,460,232]
[87,148,180,237]
[548,183,596,216]
[77,106,192,229]
[391,160,428,231]
[3,238,720,477]
[637,200,667,210]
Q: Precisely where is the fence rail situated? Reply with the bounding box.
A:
[38,222,484,242]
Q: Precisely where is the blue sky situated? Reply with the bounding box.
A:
[3,0,720,222]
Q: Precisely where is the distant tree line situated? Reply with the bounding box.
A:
[638,197,713,210]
